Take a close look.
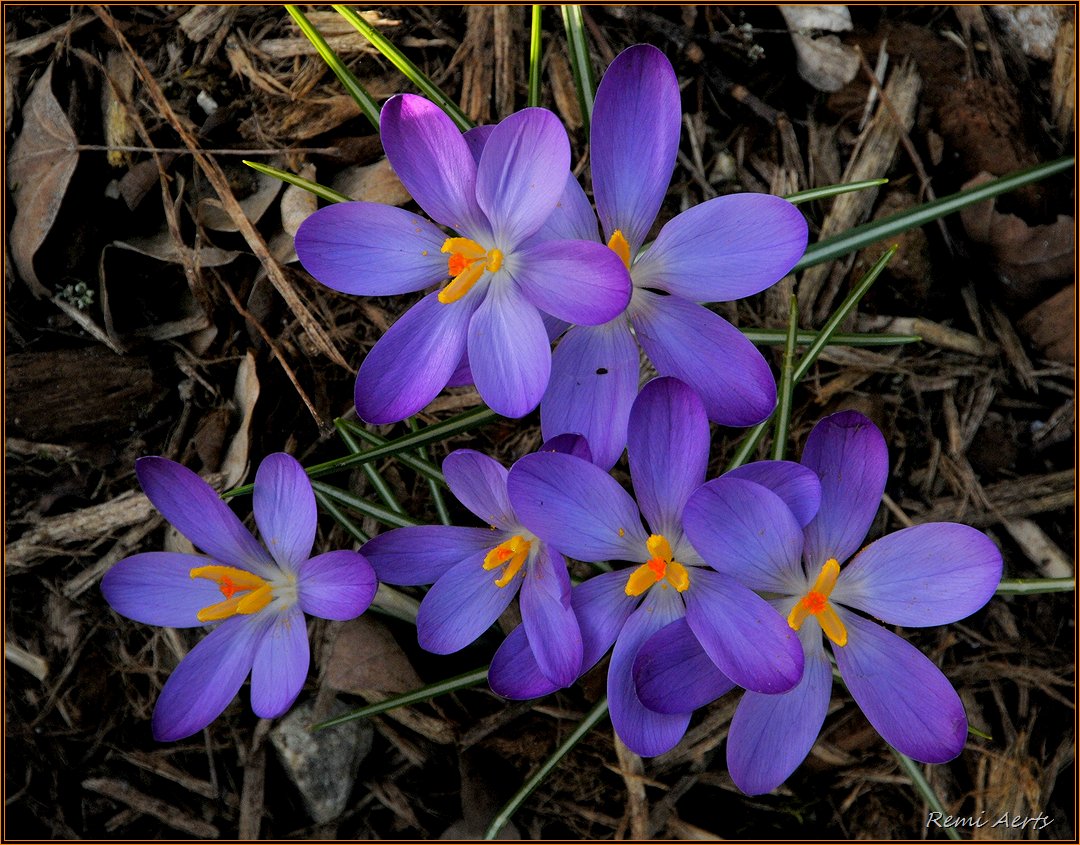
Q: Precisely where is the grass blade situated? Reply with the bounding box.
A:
[892,749,962,841]
[335,420,405,515]
[528,6,543,108]
[337,420,447,487]
[313,667,490,730]
[311,480,419,530]
[796,157,1074,270]
[741,328,921,346]
[771,294,799,461]
[408,417,451,525]
[286,5,380,130]
[784,178,888,205]
[484,697,609,839]
[996,578,1074,595]
[333,4,474,131]
[560,5,595,131]
[242,159,352,203]
[370,583,421,624]
[314,486,369,543]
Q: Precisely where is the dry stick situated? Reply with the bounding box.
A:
[93,7,348,416]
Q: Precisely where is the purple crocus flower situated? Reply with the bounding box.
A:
[361,439,588,688]
[536,45,809,469]
[635,411,1003,793]
[489,377,805,756]
[295,96,631,422]
[101,454,377,741]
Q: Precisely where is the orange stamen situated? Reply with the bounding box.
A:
[787,558,847,646]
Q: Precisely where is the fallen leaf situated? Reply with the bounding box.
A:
[780,6,859,92]
[1018,285,1074,365]
[197,169,282,232]
[324,616,422,696]
[220,351,260,488]
[114,231,240,267]
[6,63,79,295]
[280,164,319,238]
[331,157,409,206]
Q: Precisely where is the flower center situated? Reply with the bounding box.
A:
[190,565,272,622]
[483,535,530,588]
[607,229,631,270]
[787,558,847,646]
[439,237,503,303]
[625,534,690,596]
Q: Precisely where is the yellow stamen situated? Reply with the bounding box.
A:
[484,535,530,588]
[190,565,272,622]
[439,237,502,303]
[787,558,847,646]
[607,229,631,269]
[624,534,690,596]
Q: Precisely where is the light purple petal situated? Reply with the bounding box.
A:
[801,410,888,571]
[443,449,515,530]
[832,524,1002,627]
[630,195,808,301]
[633,618,735,714]
[540,322,639,471]
[591,44,680,255]
[508,452,646,562]
[727,630,833,795]
[520,546,582,687]
[467,282,550,418]
[361,525,498,586]
[297,550,377,620]
[724,460,821,528]
[102,552,226,628]
[355,289,479,424]
[683,477,807,594]
[380,94,489,237]
[608,591,691,757]
[834,608,967,763]
[631,292,776,427]
[135,457,272,576]
[417,553,518,653]
[573,570,641,671]
[463,124,495,163]
[509,239,631,325]
[684,567,804,693]
[295,202,447,296]
[488,624,561,699]
[529,173,600,244]
[250,606,309,718]
[253,453,316,573]
[476,108,570,246]
[151,615,264,741]
[627,377,709,537]
[539,432,593,463]
[445,351,473,388]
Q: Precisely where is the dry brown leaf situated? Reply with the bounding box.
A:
[114,232,240,267]
[330,158,409,206]
[281,164,319,238]
[197,169,282,232]
[324,616,422,696]
[1018,285,1074,365]
[780,6,859,92]
[6,63,79,295]
[220,351,260,488]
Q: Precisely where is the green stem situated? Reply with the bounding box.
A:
[771,294,799,460]
[892,749,962,841]
[528,6,543,108]
[242,160,352,203]
[311,480,419,530]
[483,696,610,839]
[742,328,920,346]
[312,667,490,730]
[335,420,405,515]
[338,420,447,487]
[408,417,451,526]
[560,5,594,131]
[996,578,1074,595]
[313,487,369,544]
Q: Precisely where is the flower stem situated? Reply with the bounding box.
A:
[996,578,1074,595]
[528,6,544,108]
[560,5,595,131]
[407,417,451,526]
[770,294,800,461]
[311,480,420,529]
[335,420,406,515]
[892,749,962,841]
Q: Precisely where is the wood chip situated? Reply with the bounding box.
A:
[82,778,220,838]
[613,734,648,840]
[6,642,49,682]
[1002,519,1074,578]
[909,469,1073,527]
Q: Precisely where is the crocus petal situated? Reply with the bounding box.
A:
[684,567,804,693]
[608,591,691,757]
[416,553,518,653]
[630,195,808,301]
[476,108,570,246]
[152,616,264,741]
[520,546,582,687]
[443,449,516,530]
[488,624,561,700]
[832,523,1002,627]
[539,433,593,463]
[510,239,631,325]
[297,550,377,620]
[833,608,967,763]
[540,322,639,471]
[627,377,709,537]
[102,552,227,628]
[633,618,735,714]
[253,453,316,573]
[250,606,309,718]
[572,570,642,670]
[463,124,495,163]
[683,477,807,594]
[724,460,821,528]
[467,282,550,418]
[727,630,833,795]
[529,173,600,244]
[445,351,473,388]
[355,289,479,424]
[801,411,888,571]
[361,525,498,586]
[508,452,646,561]
[380,94,489,237]
[135,457,272,576]
[295,202,447,296]
[631,291,776,427]
[591,44,680,255]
